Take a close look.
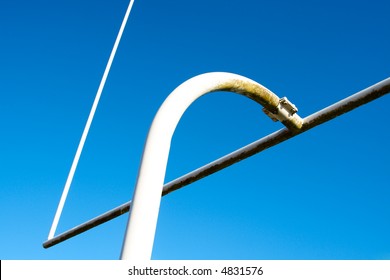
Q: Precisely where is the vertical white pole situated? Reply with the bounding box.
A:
[48,0,136,240]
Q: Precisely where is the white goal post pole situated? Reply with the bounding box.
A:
[120,72,303,260]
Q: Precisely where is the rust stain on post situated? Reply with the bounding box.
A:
[215,79,303,132]
[215,79,280,113]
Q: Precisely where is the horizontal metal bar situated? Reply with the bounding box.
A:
[43,77,390,249]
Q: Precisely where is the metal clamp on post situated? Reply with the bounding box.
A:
[263,97,303,132]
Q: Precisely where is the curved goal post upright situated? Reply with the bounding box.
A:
[120,72,303,260]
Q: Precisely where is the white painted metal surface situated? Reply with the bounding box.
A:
[120,72,302,260]
[48,0,136,240]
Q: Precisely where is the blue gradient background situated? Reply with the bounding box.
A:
[0,0,389,259]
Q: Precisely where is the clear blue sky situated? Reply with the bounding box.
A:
[1,0,389,260]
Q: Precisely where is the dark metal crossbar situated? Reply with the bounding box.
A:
[43,77,390,249]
